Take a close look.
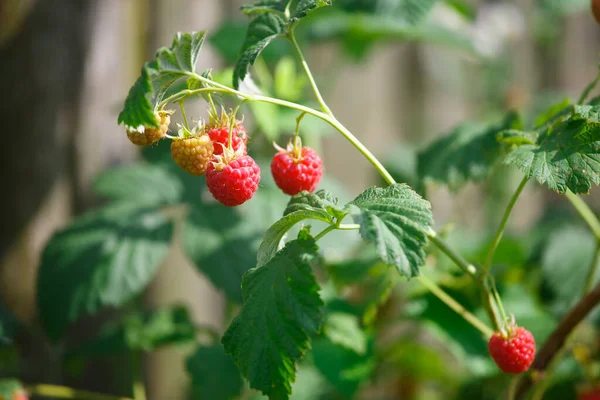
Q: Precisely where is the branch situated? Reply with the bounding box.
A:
[514,281,600,399]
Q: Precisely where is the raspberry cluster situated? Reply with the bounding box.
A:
[126,107,325,207]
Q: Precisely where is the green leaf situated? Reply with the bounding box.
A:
[187,344,244,400]
[257,210,332,268]
[284,190,347,221]
[37,204,174,342]
[323,312,367,354]
[291,0,333,22]
[497,129,537,146]
[383,0,439,25]
[93,163,184,206]
[182,204,264,302]
[118,32,205,128]
[0,379,24,399]
[418,112,521,191]
[68,305,196,357]
[348,184,433,278]
[311,337,374,398]
[504,105,600,194]
[233,13,286,89]
[542,226,598,314]
[241,0,289,15]
[222,230,324,399]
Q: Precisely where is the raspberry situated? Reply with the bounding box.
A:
[126,109,171,146]
[207,109,247,155]
[171,134,214,176]
[206,149,261,207]
[488,326,536,374]
[207,125,247,155]
[271,138,323,196]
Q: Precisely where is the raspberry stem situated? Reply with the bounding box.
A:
[25,384,132,400]
[178,101,189,130]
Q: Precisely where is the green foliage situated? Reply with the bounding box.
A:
[241,0,289,15]
[69,306,196,356]
[348,184,433,278]
[504,105,600,194]
[187,344,244,400]
[323,312,367,354]
[234,13,287,89]
[223,230,323,399]
[312,337,374,397]
[118,32,206,128]
[291,0,333,22]
[37,204,173,342]
[418,112,522,191]
[0,379,24,399]
[541,226,599,314]
[94,164,184,206]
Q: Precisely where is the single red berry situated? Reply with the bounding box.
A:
[271,138,323,196]
[207,125,247,155]
[579,387,600,400]
[171,133,214,176]
[126,109,172,146]
[488,326,536,374]
[206,149,261,207]
[592,0,600,23]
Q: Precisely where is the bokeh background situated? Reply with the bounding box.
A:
[1,0,600,399]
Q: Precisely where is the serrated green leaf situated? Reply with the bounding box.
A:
[291,0,333,22]
[323,312,367,354]
[118,32,205,129]
[233,13,286,89]
[223,230,324,400]
[504,105,600,194]
[68,305,196,357]
[93,163,184,206]
[534,98,571,128]
[284,190,347,221]
[117,67,158,129]
[348,184,433,278]
[241,0,289,15]
[257,210,332,268]
[187,344,243,400]
[37,204,173,342]
[418,112,521,191]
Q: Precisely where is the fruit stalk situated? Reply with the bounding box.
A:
[514,281,600,398]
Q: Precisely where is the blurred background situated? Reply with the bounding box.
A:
[1,0,600,399]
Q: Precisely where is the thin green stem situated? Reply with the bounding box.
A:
[577,66,600,104]
[507,376,519,400]
[178,101,189,130]
[484,176,528,273]
[288,27,332,116]
[227,101,246,151]
[132,352,146,400]
[584,240,600,294]
[418,275,493,338]
[159,88,231,109]
[207,93,218,119]
[26,384,131,400]
[293,112,307,142]
[337,223,360,230]
[427,229,503,331]
[565,190,600,240]
[314,225,336,241]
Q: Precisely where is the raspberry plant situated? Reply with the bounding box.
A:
[3,1,600,400]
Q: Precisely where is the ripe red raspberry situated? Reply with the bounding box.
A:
[126,109,172,146]
[171,133,213,176]
[271,138,323,196]
[488,326,536,374]
[206,149,261,207]
[207,125,247,155]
